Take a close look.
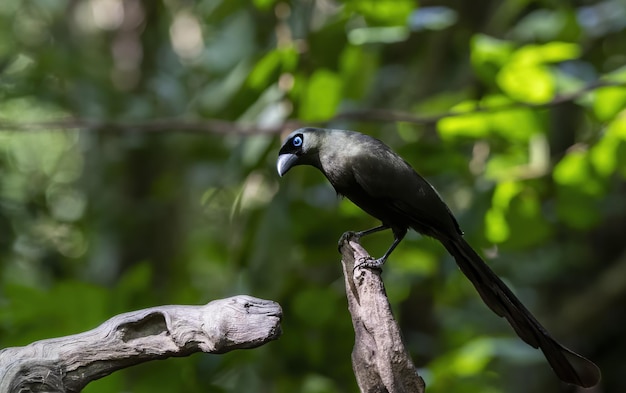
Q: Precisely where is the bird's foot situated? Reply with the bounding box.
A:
[338,231,358,252]
[354,256,385,271]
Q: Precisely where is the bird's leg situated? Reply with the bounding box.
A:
[342,225,389,255]
[354,225,389,239]
[355,227,406,269]
[338,225,389,252]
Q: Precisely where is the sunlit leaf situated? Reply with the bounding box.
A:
[249,51,282,89]
[496,42,580,103]
[299,69,342,121]
[253,0,276,10]
[451,337,496,376]
[437,100,489,139]
[497,63,555,103]
[512,42,580,65]
[592,86,626,121]
[346,0,414,25]
[492,181,522,209]
[484,150,528,180]
[482,95,540,142]
[248,47,298,89]
[471,34,514,84]
[485,181,552,247]
[485,208,510,243]
[590,116,626,177]
[485,181,522,243]
[601,64,626,83]
[553,150,605,196]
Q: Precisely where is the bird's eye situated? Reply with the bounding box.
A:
[292,135,303,147]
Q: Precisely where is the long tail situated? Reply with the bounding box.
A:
[440,236,600,388]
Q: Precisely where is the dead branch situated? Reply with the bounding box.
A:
[339,232,426,393]
[0,295,282,393]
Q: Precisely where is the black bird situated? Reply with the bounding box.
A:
[277,127,600,388]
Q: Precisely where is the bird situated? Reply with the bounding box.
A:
[277,127,600,388]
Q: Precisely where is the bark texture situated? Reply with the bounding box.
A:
[339,232,426,393]
[0,295,282,393]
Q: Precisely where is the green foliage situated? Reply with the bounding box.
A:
[1,1,625,393]
[344,0,414,26]
[299,69,343,121]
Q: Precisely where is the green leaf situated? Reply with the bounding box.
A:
[437,100,489,140]
[603,65,626,83]
[491,181,522,210]
[482,95,540,142]
[438,95,540,144]
[248,51,282,89]
[253,0,276,11]
[345,0,414,26]
[512,42,580,65]
[592,86,626,121]
[299,69,342,121]
[485,181,552,247]
[496,42,580,103]
[484,149,530,180]
[471,34,514,66]
[248,47,298,89]
[485,181,521,243]
[471,34,514,84]
[497,63,555,103]
[340,45,378,99]
[590,116,626,177]
[485,208,510,243]
[450,337,496,376]
[553,150,605,196]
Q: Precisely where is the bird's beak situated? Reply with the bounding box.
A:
[277,153,298,177]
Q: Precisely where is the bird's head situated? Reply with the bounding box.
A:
[276,127,324,176]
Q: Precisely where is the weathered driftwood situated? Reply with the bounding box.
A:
[0,295,282,393]
[339,232,426,393]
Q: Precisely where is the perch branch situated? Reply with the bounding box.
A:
[339,232,426,393]
[0,295,282,393]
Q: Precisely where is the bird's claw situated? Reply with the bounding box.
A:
[338,231,358,252]
[354,256,384,271]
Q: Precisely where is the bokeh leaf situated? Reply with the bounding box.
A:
[299,69,342,121]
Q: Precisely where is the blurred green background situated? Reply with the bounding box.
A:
[1,0,625,392]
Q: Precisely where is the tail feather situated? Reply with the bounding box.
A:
[441,236,600,388]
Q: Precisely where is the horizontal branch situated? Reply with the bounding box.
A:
[334,80,625,124]
[0,80,622,135]
[0,295,282,393]
[0,117,296,136]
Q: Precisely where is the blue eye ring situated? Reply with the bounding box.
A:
[292,135,303,147]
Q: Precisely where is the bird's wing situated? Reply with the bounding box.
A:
[350,149,461,237]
